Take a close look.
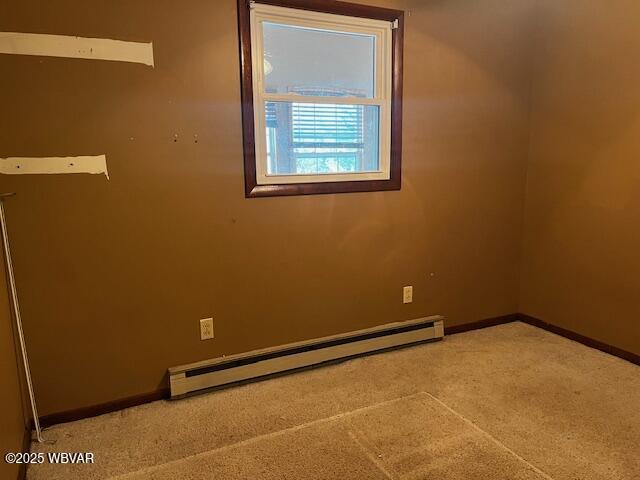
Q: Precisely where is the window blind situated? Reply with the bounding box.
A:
[291,103,364,147]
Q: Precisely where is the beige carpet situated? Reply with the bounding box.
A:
[27,322,640,479]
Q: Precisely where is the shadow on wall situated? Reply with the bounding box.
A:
[406,0,537,102]
[521,0,640,352]
[528,0,640,210]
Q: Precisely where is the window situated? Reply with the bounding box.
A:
[238,0,404,197]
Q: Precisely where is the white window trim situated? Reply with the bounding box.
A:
[249,3,393,185]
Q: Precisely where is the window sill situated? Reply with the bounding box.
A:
[246,176,401,198]
[257,171,388,185]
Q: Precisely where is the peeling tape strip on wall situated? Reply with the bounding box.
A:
[0,156,110,179]
[0,32,154,66]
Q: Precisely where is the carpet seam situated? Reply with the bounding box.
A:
[347,429,397,480]
[420,391,556,480]
[106,392,426,479]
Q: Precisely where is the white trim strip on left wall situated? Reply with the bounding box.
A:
[0,32,154,66]
[0,155,110,179]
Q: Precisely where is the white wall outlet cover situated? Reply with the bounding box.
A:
[403,286,413,304]
[200,318,214,340]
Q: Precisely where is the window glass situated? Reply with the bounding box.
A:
[263,22,376,98]
[265,101,380,175]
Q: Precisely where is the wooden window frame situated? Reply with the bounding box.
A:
[237,0,404,198]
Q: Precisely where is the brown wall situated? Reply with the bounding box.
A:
[521,0,640,354]
[0,246,27,480]
[0,0,534,416]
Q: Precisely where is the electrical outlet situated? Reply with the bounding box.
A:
[403,286,413,304]
[200,318,214,340]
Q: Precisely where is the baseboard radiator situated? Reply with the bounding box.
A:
[169,316,444,399]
